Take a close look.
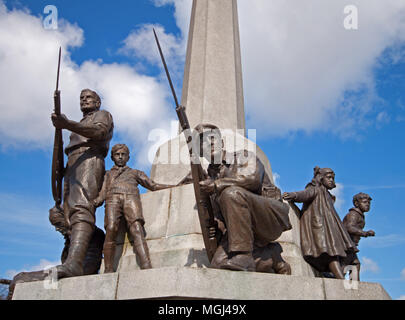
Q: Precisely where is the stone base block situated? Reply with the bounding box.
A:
[118,234,210,272]
[12,267,391,300]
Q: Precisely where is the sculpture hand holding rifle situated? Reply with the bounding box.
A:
[51,47,64,209]
[153,29,219,262]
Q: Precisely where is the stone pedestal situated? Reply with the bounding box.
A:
[13,267,391,300]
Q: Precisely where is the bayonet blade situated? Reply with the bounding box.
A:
[153,28,180,108]
[56,46,61,91]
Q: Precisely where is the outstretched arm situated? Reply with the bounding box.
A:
[282,187,317,203]
[136,170,173,191]
[51,111,112,140]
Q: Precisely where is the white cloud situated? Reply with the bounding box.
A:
[401,268,405,281]
[361,256,380,273]
[0,2,176,166]
[5,259,59,279]
[272,172,281,187]
[398,295,405,300]
[145,0,405,138]
[362,234,405,248]
[120,24,185,69]
[0,5,84,148]
[239,0,405,137]
[1,0,405,159]
[152,0,192,37]
[376,111,391,128]
[119,0,192,88]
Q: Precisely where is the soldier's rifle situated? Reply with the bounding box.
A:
[153,29,218,262]
[51,47,64,207]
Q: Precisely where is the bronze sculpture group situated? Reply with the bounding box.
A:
[5,41,376,299]
[47,87,375,278]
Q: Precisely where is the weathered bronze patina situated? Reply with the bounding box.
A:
[192,124,292,272]
[342,192,375,280]
[283,167,357,279]
[93,144,173,272]
[51,88,114,278]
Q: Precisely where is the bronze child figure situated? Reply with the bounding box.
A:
[93,144,172,272]
[283,167,357,279]
[342,192,375,280]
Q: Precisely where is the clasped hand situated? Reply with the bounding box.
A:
[51,113,69,130]
[199,179,215,194]
[282,192,296,201]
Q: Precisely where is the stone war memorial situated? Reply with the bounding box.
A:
[7,0,390,300]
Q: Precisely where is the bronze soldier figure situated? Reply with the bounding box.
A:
[93,144,173,272]
[51,88,114,278]
[193,124,292,272]
[342,192,375,280]
[283,167,357,279]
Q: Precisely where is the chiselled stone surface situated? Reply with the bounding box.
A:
[181,0,245,131]
[118,234,210,272]
[13,267,391,300]
[322,277,391,300]
[13,272,119,300]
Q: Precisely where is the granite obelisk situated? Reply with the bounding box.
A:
[151,0,273,185]
[181,0,245,131]
[120,0,312,276]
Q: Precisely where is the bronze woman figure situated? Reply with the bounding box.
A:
[283,167,357,279]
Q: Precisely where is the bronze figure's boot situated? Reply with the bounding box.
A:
[56,222,94,279]
[102,241,116,273]
[131,222,152,269]
[220,251,256,272]
[134,241,152,269]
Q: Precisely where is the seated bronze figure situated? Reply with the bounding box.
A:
[186,124,292,273]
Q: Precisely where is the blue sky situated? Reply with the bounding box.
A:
[0,0,405,299]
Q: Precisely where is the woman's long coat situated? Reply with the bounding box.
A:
[295,183,357,272]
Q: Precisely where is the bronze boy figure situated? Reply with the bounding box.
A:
[342,192,375,280]
[283,167,357,279]
[51,89,114,278]
[93,144,172,272]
